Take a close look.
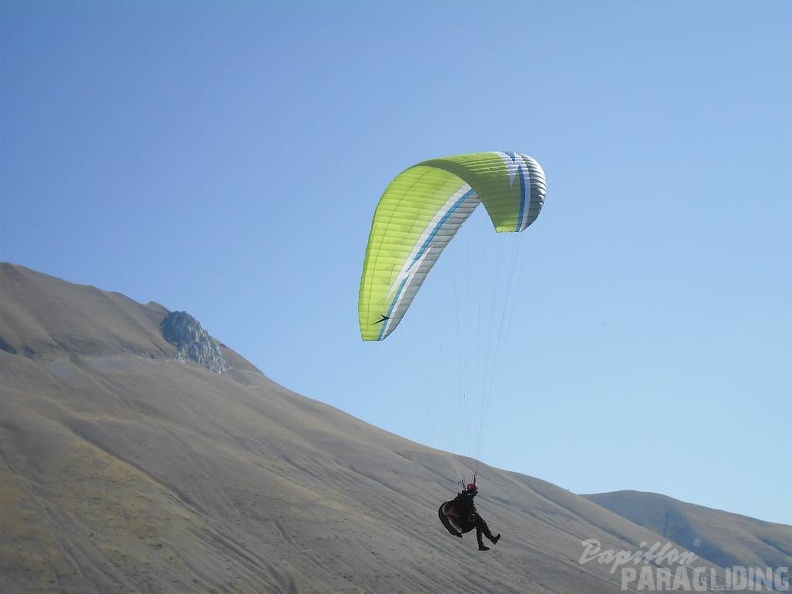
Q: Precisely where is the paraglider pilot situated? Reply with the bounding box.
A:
[439,483,501,551]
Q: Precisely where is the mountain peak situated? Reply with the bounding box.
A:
[0,262,253,378]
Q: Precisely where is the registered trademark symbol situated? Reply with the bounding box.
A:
[693,539,701,547]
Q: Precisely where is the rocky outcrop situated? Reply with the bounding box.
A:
[0,337,18,354]
[160,312,231,374]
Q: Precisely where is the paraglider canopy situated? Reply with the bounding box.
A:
[358,151,547,341]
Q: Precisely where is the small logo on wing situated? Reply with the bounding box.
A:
[373,314,390,325]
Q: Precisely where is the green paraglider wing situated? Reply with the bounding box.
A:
[358,151,546,341]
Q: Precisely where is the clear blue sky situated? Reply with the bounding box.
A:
[2,1,790,526]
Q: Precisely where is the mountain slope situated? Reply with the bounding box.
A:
[1,263,786,594]
[583,490,792,572]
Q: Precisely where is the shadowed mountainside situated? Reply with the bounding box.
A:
[1,263,789,593]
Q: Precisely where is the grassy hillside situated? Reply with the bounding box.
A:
[3,263,784,593]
